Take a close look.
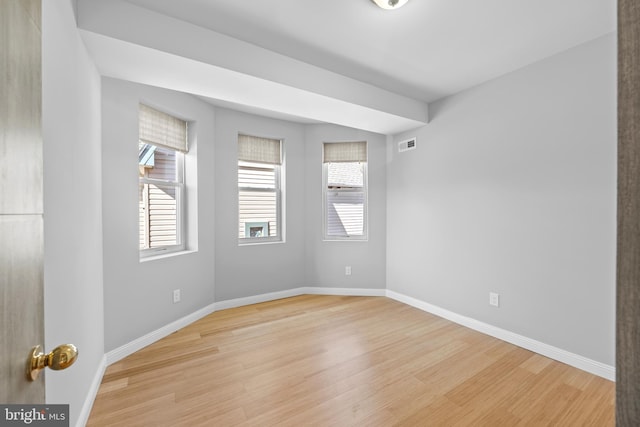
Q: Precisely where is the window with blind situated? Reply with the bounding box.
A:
[138,104,188,256]
[323,141,368,240]
[238,134,283,243]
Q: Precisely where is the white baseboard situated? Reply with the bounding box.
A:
[385,290,615,381]
[76,355,107,427]
[302,287,386,297]
[105,302,217,365]
[213,288,305,311]
[213,287,386,311]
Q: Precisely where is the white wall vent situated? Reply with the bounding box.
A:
[398,137,417,153]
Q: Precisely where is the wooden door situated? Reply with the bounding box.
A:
[617,0,640,424]
[0,0,45,403]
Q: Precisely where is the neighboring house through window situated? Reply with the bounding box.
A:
[323,141,368,240]
[238,134,283,243]
[138,104,188,256]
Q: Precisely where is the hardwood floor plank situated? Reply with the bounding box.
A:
[87,295,614,426]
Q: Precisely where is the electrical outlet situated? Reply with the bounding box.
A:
[173,289,181,304]
[489,292,499,307]
[345,266,352,276]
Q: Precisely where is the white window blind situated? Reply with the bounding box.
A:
[139,104,188,153]
[238,134,282,165]
[323,141,367,163]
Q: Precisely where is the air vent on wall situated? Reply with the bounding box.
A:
[398,137,417,153]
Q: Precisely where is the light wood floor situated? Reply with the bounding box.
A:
[87,295,614,426]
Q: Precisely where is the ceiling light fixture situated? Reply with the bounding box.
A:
[370,0,409,10]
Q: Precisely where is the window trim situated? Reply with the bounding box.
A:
[322,160,369,241]
[139,174,186,258]
[138,102,188,259]
[238,161,282,244]
[322,141,368,242]
[237,132,285,245]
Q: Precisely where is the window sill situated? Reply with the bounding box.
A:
[238,239,283,247]
[140,249,196,263]
[323,237,369,242]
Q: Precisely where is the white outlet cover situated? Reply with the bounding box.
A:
[489,292,499,307]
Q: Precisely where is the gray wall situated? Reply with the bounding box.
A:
[101,79,216,352]
[101,86,389,349]
[216,119,389,297]
[213,109,307,301]
[42,0,104,424]
[387,34,617,366]
[305,124,387,289]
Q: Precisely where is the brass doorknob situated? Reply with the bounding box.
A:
[27,344,78,381]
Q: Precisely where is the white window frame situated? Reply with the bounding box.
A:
[322,141,368,241]
[138,104,188,259]
[238,135,283,245]
[139,150,186,257]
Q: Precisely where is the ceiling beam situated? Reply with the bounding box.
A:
[77,0,428,135]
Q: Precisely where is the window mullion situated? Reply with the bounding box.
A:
[238,187,275,192]
[140,177,180,186]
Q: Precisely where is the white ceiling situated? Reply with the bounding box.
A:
[78,0,615,134]
[123,0,615,103]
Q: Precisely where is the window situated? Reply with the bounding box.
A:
[238,134,283,243]
[138,104,188,256]
[323,141,368,240]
